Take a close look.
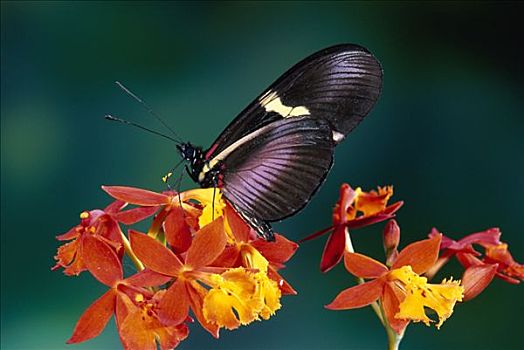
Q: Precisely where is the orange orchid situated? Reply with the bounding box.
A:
[326,234,463,334]
[213,204,299,295]
[129,218,227,337]
[427,227,523,300]
[52,200,157,275]
[67,234,187,349]
[302,183,403,272]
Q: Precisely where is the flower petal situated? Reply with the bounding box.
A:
[102,186,170,206]
[267,266,297,295]
[82,235,123,286]
[158,279,190,326]
[325,278,384,310]
[393,234,441,274]
[346,202,403,230]
[67,290,116,344]
[251,234,298,264]
[382,283,409,334]
[119,292,189,350]
[452,228,502,250]
[355,186,393,216]
[224,204,250,242]
[104,200,127,215]
[344,252,388,278]
[320,226,346,273]
[114,206,158,225]
[129,230,182,276]
[56,225,81,241]
[462,264,498,301]
[186,281,220,338]
[164,206,192,254]
[186,217,226,269]
[203,268,264,330]
[125,269,172,287]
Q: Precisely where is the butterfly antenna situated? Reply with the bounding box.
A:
[115,81,183,143]
[105,114,180,144]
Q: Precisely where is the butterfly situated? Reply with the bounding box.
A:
[176,44,383,241]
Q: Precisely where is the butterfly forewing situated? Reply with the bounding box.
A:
[221,117,334,222]
[206,44,382,159]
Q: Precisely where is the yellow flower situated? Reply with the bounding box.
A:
[389,265,464,329]
[183,188,226,227]
[202,267,281,330]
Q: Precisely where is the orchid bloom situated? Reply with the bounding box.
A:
[302,183,403,272]
[52,200,157,275]
[67,235,186,350]
[326,234,464,334]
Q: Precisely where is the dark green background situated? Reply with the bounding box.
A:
[1,1,522,349]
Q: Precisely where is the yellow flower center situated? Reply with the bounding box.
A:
[202,267,281,330]
[389,265,464,329]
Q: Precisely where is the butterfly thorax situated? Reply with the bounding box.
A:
[177,142,220,188]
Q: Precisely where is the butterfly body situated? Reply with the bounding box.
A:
[179,44,383,241]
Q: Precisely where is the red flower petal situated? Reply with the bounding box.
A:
[251,234,298,264]
[325,278,384,310]
[186,281,220,338]
[82,236,123,286]
[320,226,346,273]
[211,246,241,268]
[393,234,441,274]
[158,279,190,326]
[268,266,297,295]
[225,204,250,242]
[453,228,502,250]
[185,218,226,269]
[104,200,127,215]
[56,226,80,241]
[102,186,170,206]
[125,269,172,287]
[344,252,388,278]
[382,283,409,334]
[164,206,192,254]
[462,264,498,301]
[114,206,158,225]
[129,230,183,276]
[298,226,334,243]
[67,290,116,344]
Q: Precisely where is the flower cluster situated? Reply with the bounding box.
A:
[53,182,522,350]
[53,186,297,349]
[307,183,523,348]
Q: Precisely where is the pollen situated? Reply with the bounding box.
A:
[134,293,144,303]
[162,172,173,183]
[79,211,89,219]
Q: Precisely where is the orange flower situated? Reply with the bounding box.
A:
[52,200,157,275]
[326,234,464,333]
[213,204,299,295]
[66,235,186,349]
[129,218,227,337]
[428,227,523,300]
[302,184,403,272]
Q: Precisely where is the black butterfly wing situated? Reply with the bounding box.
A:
[205,44,382,159]
[220,117,334,226]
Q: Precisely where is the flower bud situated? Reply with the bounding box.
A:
[383,219,400,251]
[383,219,400,266]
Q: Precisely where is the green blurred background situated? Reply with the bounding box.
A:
[2,1,523,349]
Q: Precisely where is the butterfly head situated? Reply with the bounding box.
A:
[177,143,198,162]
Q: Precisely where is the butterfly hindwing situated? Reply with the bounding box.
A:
[220,117,334,222]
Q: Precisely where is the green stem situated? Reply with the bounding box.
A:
[121,231,144,271]
[385,324,403,350]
